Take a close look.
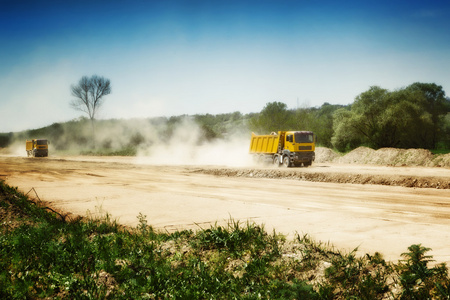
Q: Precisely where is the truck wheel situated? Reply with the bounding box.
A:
[273,155,281,167]
[282,156,291,168]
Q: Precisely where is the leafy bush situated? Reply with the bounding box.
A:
[396,244,450,299]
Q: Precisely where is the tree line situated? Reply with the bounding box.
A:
[250,82,450,152]
[0,81,448,153]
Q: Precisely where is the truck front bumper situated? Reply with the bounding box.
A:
[293,151,315,163]
[34,149,48,157]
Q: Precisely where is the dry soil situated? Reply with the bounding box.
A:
[1,154,449,265]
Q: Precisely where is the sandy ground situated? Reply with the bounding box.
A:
[1,155,450,265]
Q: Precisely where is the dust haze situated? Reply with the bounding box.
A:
[4,116,255,167]
[134,118,253,166]
[2,142,24,157]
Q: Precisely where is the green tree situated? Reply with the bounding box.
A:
[249,102,294,133]
[350,86,390,148]
[383,88,432,148]
[0,132,13,148]
[407,83,448,149]
[307,103,345,148]
[293,107,314,130]
[331,86,390,150]
[331,107,362,152]
[442,110,450,149]
[331,83,449,151]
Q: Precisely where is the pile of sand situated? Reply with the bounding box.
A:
[433,153,450,167]
[315,147,341,163]
[316,147,449,168]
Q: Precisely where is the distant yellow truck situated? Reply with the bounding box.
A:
[26,139,48,157]
[249,131,315,167]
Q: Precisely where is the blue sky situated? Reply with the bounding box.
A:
[1,0,450,132]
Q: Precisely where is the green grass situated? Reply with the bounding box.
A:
[1,180,450,299]
[80,146,138,156]
[431,149,450,155]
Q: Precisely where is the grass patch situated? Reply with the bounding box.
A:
[431,149,450,155]
[1,180,450,299]
[80,146,137,156]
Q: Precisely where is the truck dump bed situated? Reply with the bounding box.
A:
[249,132,280,154]
[26,140,33,151]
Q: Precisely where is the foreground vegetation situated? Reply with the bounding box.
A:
[1,181,450,299]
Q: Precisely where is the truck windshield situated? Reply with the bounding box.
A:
[294,133,314,143]
[36,140,47,145]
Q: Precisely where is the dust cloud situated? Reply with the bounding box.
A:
[134,118,254,167]
[3,116,255,167]
[2,141,24,157]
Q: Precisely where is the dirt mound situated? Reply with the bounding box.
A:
[335,147,375,164]
[316,147,449,168]
[337,147,435,166]
[315,147,341,163]
[196,168,449,189]
[433,153,450,167]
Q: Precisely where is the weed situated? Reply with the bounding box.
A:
[193,219,268,258]
[137,212,149,234]
[396,244,450,299]
[2,180,450,299]
[324,248,390,299]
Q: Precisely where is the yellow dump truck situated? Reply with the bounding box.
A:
[26,139,48,157]
[249,131,315,167]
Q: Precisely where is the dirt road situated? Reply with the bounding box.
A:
[1,155,450,264]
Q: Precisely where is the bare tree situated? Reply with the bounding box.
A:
[70,75,111,148]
